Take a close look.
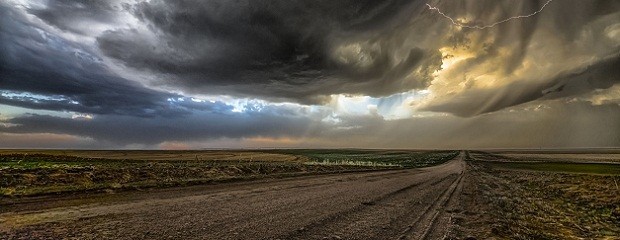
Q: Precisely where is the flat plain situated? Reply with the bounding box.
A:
[1,149,618,239]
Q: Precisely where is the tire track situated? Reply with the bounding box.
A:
[281,175,439,239]
[282,161,464,239]
[398,162,465,240]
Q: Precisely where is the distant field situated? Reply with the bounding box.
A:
[483,148,620,154]
[0,149,458,197]
[474,148,620,163]
[273,149,459,167]
[0,150,300,162]
[468,150,620,163]
[483,161,620,175]
[498,153,620,163]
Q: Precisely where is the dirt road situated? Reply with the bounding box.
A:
[1,153,466,239]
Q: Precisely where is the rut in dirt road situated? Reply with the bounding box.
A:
[1,152,467,240]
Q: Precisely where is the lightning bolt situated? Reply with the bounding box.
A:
[426,0,554,29]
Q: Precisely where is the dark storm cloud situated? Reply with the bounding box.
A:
[3,0,619,117]
[94,0,440,103]
[90,0,619,112]
[27,0,125,35]
[0,4,214,117]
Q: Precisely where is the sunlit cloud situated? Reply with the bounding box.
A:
[71,114,93,120]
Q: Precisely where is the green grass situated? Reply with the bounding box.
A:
[276,150,459,168]
[486,162,620,175]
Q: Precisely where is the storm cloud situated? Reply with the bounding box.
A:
[90,0,443,103]
[0,0,619,148]
[0,4,187,117]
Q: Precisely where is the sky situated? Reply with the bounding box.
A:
[0,0,619,149]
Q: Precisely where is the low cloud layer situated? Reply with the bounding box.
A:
[0,0,619,148]
[1,100,618,149]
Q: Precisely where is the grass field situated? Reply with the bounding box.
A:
[481,162,620,175]
[464,164,620,239]
[470,149,620,163]
[273,149,459,167]
[0,150,458,197]
[0,150,301,162]
[453,151,620,239]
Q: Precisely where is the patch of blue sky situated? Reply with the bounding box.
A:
[0,91,78,105]
[0,104,72,119]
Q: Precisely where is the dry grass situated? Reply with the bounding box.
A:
[452,156,620,240]
[1,150,458,197]
[0,153,391,197]
[500,153,620,163]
